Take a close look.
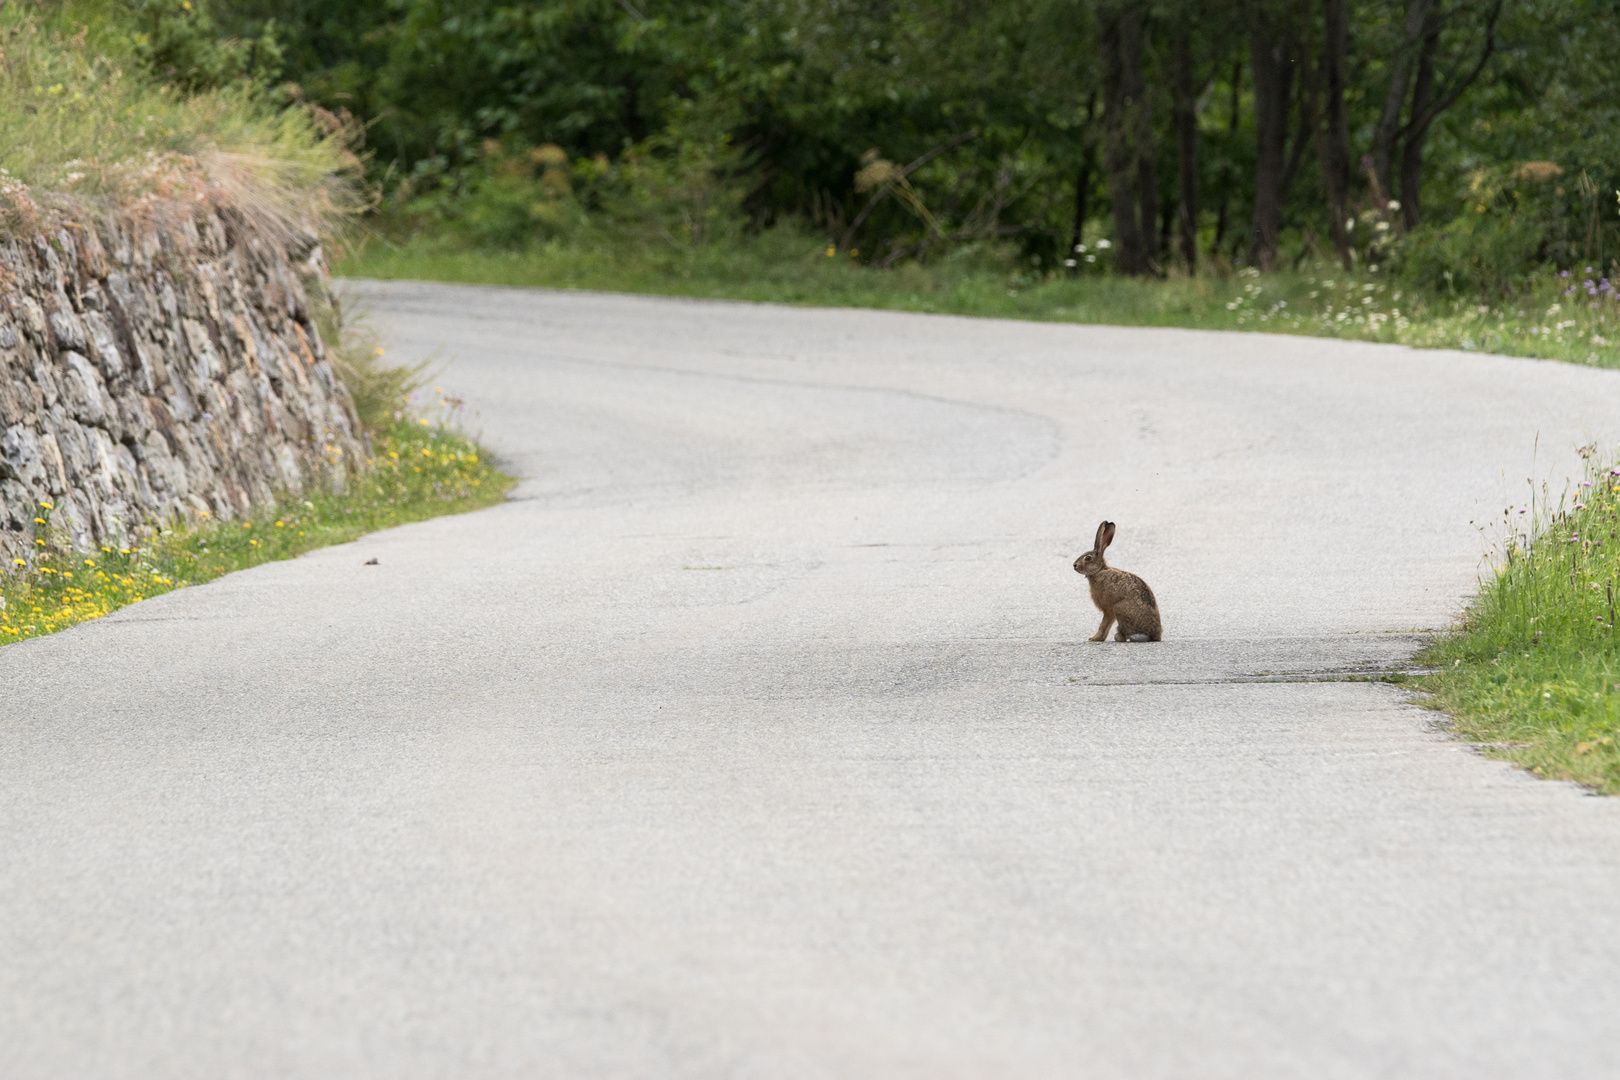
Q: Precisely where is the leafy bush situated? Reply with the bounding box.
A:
[390,102,753,252]
[1396,162,1620,299]
[1399,214,1548,298]
[395,141,590,248]
[130,0,283,92]
[594,102,753,249]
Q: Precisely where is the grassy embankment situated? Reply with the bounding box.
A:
[0,6,513,647]
[341,230,1620,370]
[1415,455,1620,793]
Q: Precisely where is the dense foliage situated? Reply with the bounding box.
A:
[165,0,1620,292]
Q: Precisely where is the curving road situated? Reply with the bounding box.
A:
[5,282,1620,1077]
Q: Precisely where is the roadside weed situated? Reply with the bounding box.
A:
[1423,447,1620,792]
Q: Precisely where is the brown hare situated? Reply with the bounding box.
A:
[1073,520,1162,642]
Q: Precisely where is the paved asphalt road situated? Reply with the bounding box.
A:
[6,282,1620,1078]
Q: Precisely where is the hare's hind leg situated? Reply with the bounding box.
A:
[1089,614,1114,642]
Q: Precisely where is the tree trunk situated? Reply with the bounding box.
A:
[1370,0,1436,202]
[1398,10,1441,228]
[1099,2,1155,275]
[1159,183,1175,256]
[1317,0,1352,266]
[1135,53,1160,269]
[1246,20,1295,270]
[1213,59,1241,257]
[1281,54,1317,201]
[1172,22,1199,271]
[1395,0,1501,230]
[1069,91,1099,271]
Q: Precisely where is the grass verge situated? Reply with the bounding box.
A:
[339,229,1620,370]
[1,417,512,646]
[1419,450,1620,793]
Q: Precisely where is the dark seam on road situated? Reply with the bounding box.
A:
[1072,668,1436,686]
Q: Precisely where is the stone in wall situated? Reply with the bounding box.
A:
[0,203,365,566]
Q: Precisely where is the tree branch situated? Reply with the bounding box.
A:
[1401,0,1502,140]
[840,129,979,249]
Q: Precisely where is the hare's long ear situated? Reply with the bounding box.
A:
[1100,521,1116,551]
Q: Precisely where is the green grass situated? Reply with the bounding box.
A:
[0,416,512,646]
[1420,453,1620,793]
[339,228,1620,370]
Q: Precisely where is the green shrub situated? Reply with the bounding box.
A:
[1396,161,1619,299]
[396,141,590,248]
[130,0,283,92]
[389,103,754,253]
[1399,213,1548,299]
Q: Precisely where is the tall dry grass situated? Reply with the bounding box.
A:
[310,286,431,432]
[0,4,361,228]
[0,1,422,427]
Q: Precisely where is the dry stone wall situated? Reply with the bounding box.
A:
[0,205,364,566]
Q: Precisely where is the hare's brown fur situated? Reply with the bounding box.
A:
[1073,521,1161,642]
